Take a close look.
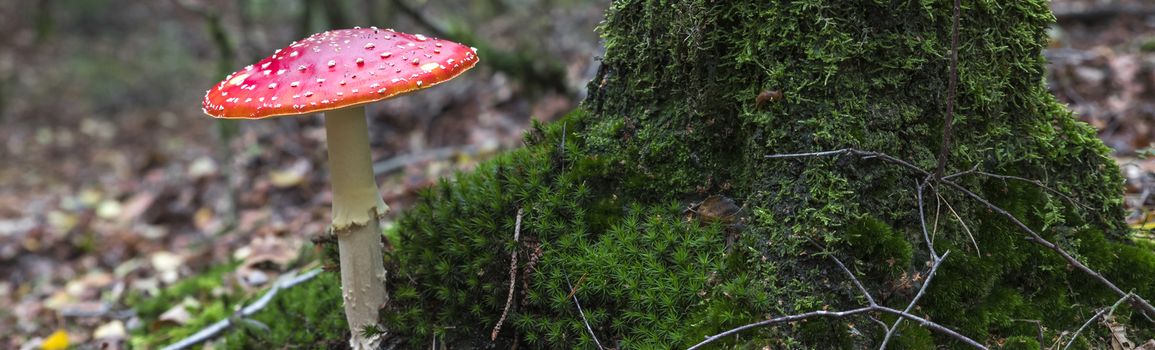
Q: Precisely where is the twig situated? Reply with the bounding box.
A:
[764,148,1155,319]
[388,0,449,38]
[879,251,950,349]
[688,250,984,350]
[934,0,962,179]
[565,274,605,350]
[936,190,978,254]
[162,269,324,350]
[947,170,1091,210]
[1011,319,1044,346]
[825,246,876,307]
[1062,293,1134,350]
[491,208,523,341]
[565,273,587,300]
[916,181,938,258]
[372,145,481,176]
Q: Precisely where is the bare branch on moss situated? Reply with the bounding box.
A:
[817,225,956,350]
[1011,319,1045,345]
[936,190,978,254]
[1062,292,1135,350]
[945,168,1092,211]
[688,250,983,350]
[916,181,940,258]
[566,273,605,350]
[764,148,1155,320]
[492,208,524,341]
[161,269,324,350]
[880,249,951,348]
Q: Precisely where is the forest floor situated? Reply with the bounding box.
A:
[2,0,1155,348]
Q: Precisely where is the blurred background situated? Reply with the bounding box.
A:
[1,0,1154,348]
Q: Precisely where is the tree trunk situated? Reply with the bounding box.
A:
[387,1,1155,348]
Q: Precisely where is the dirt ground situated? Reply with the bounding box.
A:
[1,0,1154,348]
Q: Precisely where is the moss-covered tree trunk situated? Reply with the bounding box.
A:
[386,1,1155,348]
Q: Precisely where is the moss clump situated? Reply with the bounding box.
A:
[222,272,347,349]
[129,262,347,349]
[128,264,237,349]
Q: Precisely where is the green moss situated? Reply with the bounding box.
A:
[846,217,912,276]
[222,272,347,349]
[1002,336,1040,350]
[128,261,348,349]
[128,263,238,349]
[383,125,774,347]
[890,323,934,349]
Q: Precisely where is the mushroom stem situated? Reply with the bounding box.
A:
[324,105,388,350]
[327,106,389,228]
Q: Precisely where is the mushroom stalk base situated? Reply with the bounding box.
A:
[325,106,389,350]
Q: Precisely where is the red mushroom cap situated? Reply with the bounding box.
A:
[202,28,478,119]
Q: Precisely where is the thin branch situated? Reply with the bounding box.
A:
[934,0,962,178]
[764,148,1155,319]
[1062,293,1134,350]
[162,269,324,350]
[372,145,481,176]
[491,208,524,341]
[879,251,950,349]
[565,274,605,350]
[764,149,854,159]
[937,191,979,255]
[948,170,1092,210]
[821,244,876,307]
[916,181,939,258]
[1010,319,1044,346]
[688,306,875,350]
[943,178,1155,319]
[388,0,449,38]
[688,251,984,350]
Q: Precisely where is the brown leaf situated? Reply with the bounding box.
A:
[116,191,157,225]
[156,304,191,327]
[688,195,742,224]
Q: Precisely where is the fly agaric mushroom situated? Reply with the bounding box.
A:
[202,27,477,349]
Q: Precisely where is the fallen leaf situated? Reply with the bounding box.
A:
[268,159,311,188]
[116,191,157,225]
[96,199,122,220]
[150,251,184,284]
[690,195,742,224]
[40,329,68,350]
[93,320,126,339]
[157,304,192,326]
[187,156,218,179]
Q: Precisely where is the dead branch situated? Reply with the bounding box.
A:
[565,273,605,350]
[880,251,951,349]
[764,148,1155,320]
[1062,292,1135,350]
[491,208,523,341]
[1011,319,1044,346]
[688,250,983,350]
[372,145,481,176]
[161,269,324,350]
[944,167,1091,211]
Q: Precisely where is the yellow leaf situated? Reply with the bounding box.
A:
[41,329,69,350]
